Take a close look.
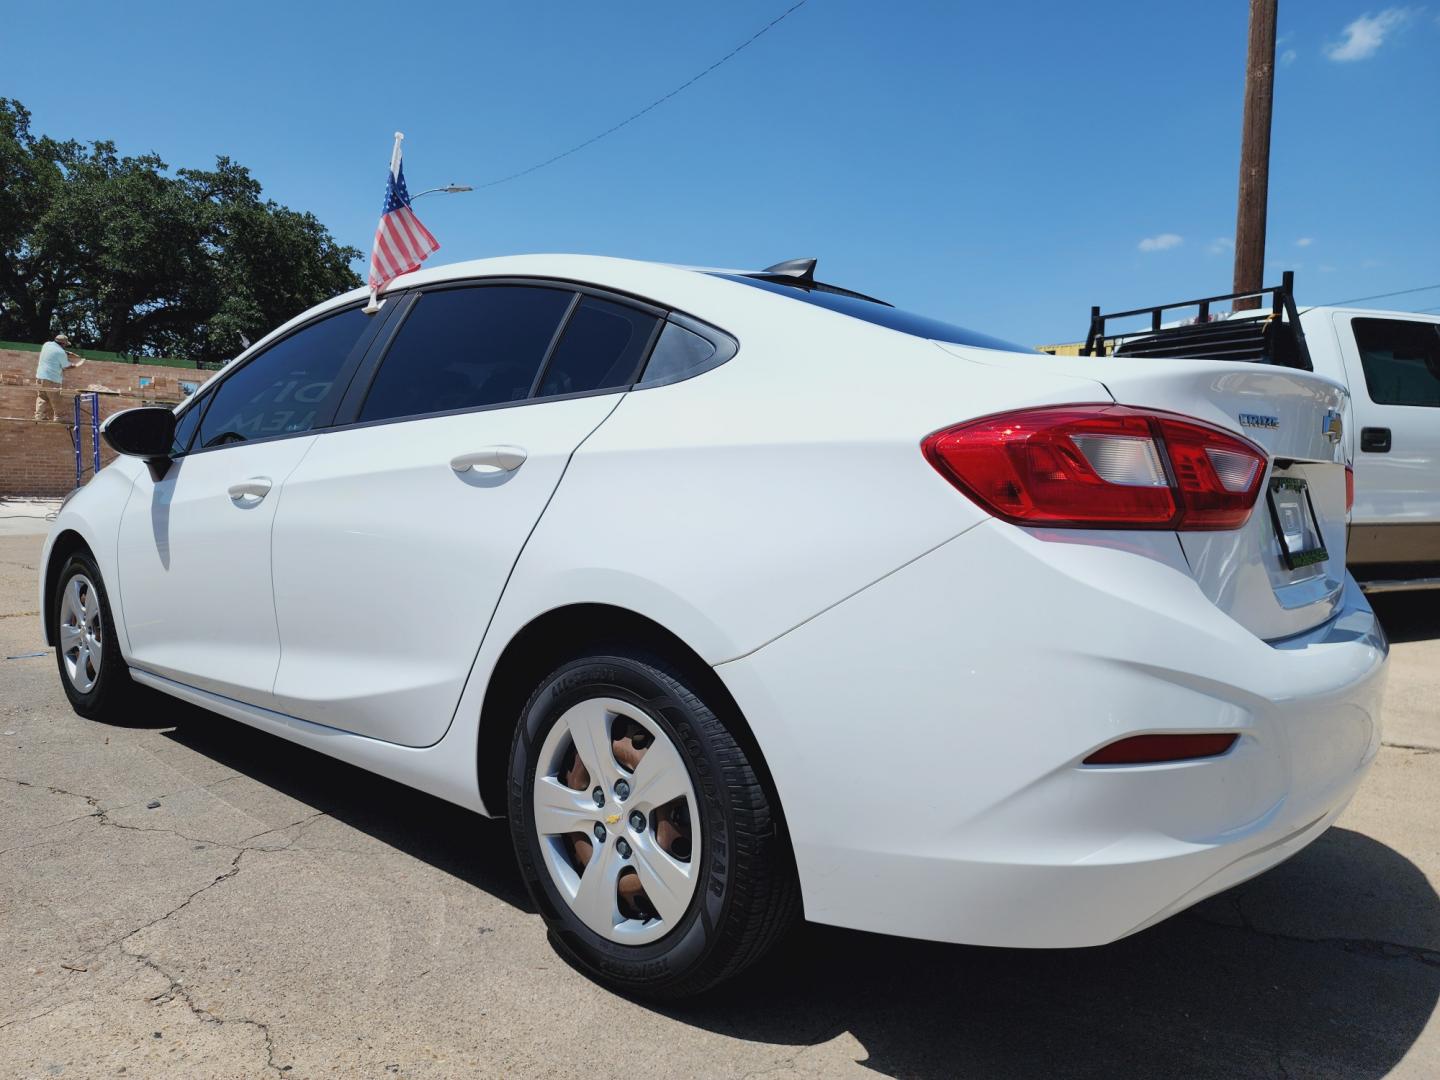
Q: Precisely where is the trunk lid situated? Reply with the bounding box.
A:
[939,347,1352,639]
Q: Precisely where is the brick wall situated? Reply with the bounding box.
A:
[0,348,206,498]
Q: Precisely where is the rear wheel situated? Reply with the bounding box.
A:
[53,552,134,721]
[508,651,797,998]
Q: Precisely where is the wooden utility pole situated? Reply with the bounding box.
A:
[1232,0,1278,310]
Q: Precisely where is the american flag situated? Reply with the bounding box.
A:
[368,141,439,295]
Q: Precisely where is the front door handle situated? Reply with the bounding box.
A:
[227,477,273,502]
[450,446,527,474]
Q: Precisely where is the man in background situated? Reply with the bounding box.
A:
[34,333,85,421]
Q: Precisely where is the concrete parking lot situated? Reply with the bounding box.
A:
[1,528,1437,1079]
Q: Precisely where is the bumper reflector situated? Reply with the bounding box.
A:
[1083,733,1238,765]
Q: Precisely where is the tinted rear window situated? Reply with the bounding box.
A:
[537,297,658,398]
[714,273,1032,353]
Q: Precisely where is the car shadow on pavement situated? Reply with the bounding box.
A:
[1371,590,1440,644]
[671,827,1440,1078]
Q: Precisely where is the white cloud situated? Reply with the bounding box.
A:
[1207,237,1235,255]
[1325,8,1416,62]
[1296,237,1314,247]
[1281,48,1298,65]
[1138,233,1183,252]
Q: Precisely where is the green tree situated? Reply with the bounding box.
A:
[0,99,361,365]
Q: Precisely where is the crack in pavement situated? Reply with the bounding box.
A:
[0,996,84,1035]
[0,772,322,852]
[125,862,287,1077]
[101,813,329,1075]
[90,809,331,958]
[739,1014,846,1079]
[0,773,327,1070]
[0,773,251,857]
[1382,741,1439,755]
[1186,891,1440,971]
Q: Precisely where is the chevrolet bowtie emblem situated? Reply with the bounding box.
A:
[606,813,621,826]
[1322,409,1343,445]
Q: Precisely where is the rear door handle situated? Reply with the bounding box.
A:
[450,446,527,474]
[227,477,273,502]
[1360,427,1391,453]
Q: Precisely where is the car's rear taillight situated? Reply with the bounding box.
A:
[922,404,1267,530]
[1345,465,1355,518]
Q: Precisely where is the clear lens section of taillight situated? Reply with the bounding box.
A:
[1204,447,1262,492]
[922,404,1268,530]
[1069,434,1168,487]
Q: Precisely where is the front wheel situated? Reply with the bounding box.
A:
[508,651,797,998]
[53,552,134,720]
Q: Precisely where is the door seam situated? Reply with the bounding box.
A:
[267,435,324,696]
[436,392,631,742]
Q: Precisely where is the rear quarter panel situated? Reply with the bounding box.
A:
[490,287,1113,665]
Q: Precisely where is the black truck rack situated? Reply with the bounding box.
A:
[1081,270,1312,370]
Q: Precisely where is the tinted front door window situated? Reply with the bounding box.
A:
[169,398,205,455]
[537,297,659,398]
[359,286,575,422]
[196,307,371,449]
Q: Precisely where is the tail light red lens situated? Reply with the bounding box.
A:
[1084,733,1239,765]
[1345,465,1355,517]
[922,404,1268,530]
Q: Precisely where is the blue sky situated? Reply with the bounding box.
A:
[9,1,1439,344]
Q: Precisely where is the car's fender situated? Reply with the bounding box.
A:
[39,461,141,652]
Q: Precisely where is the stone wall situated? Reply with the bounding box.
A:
[0,348,207,498]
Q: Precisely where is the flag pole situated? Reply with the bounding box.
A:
[364,131,406,314]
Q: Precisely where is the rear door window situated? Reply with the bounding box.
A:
[536,297,659,398]
[359,285,574,422]
[1352,318,1440,407]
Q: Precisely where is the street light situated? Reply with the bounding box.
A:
[411,184,474,200]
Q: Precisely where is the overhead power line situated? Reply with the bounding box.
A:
[1321,283,1440,306]
[478,0,810,189]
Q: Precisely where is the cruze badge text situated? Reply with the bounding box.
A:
[1239,413,1280,429]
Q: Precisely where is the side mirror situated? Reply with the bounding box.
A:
[101,407,177,480]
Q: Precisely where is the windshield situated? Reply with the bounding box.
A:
[713,273,1034,353]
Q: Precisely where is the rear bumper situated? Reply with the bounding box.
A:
[717,520,1388,947]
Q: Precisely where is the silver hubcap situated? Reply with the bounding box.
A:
[59,574,102,694]
[533,696,699,945]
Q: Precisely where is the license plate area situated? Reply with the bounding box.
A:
[1267,476,1328,570]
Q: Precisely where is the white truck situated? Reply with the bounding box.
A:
[1078,273,1440,593]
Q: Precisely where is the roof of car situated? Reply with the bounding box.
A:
[239,252,1032,377]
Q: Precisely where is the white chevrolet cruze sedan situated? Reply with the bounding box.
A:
[43,254,1387,998]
